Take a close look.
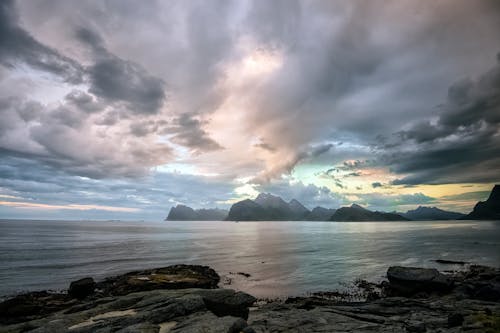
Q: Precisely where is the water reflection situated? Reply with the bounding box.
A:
[0,220,499,298]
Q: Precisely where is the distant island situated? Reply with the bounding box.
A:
[329,204,408,221]
[164,185,500,221]
[402,206,465,220]
[166,205,228,221]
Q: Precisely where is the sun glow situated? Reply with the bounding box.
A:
[241,49,283,77]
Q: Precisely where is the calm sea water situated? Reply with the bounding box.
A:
[1,219,499,298]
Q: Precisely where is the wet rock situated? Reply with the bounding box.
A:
[2,264,500,333]
[199,289,256,319]
[0,291,76,325]
[387,266,453,296]
[170,313,248,333]
[69,277,96,299]
[447,312,464,327]
[97,264,220,296]
[405,321,426,332]
[473,284,500,302]
[1,288,255,333]
[434,259,467,265]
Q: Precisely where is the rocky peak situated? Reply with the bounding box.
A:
[289,199,308,213]
[487,184,500,202]
[351,203,367,211]
[464,184,500,220]
[254,193,289,209]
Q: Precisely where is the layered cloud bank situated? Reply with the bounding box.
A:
[0,0,499,219]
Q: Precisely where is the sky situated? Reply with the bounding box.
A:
[0,0,499,220]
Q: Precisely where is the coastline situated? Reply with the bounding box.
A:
[1,264,499,332]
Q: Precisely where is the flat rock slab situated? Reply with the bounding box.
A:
[0,265,221,325]
[248,296,500,332]
[97,265,220,296]
[0,288,255,333]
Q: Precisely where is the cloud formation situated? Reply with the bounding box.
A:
[385,54,500,185]
[0,0,83,83]
[0,0,499,218]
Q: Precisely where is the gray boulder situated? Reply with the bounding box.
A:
[387,266,453,295]
[69,277,96,299]
[198,289,257,319]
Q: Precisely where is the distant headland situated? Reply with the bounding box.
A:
[165,185,500,222]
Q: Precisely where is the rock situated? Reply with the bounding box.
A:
[170,313,248,333]
[473,284,500,302]
[0,291,76,325]
[229,271,251,278]
[447,313,464,327]
[97,264,220,296]
[434,259,467,265]
[69,277,96,299]
[386,266,453,296]
[198,289,256,320]
[1,288,256,333]
[405,321,426,332]
[2,264,500,333]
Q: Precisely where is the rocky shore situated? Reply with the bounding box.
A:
[1,264,499,333]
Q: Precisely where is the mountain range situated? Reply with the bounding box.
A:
[330,204,408,221]
[165,185,500,221]
[402,206,465,220]
[165,205,228,221]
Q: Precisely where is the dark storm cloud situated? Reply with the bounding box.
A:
[385,54,500,185]
[0,0,83,83]
[166,114,223,153]
[320,160,375,178]
[64,90,103,113]
[76,27,166,114]
[0,8,171,180]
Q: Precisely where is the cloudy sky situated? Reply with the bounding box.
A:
[0,0,499,220]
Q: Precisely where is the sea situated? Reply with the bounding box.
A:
[1,219,499,299]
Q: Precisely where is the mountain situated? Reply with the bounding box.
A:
[463,185,500,220]
[226,193,311,221]
[195,208,229,221]
[225,199,268,221]
[289,199,310,219]
[305,206,337,221]
[403,206,465,220]
[166,205,228,221]
[330,204,409,221]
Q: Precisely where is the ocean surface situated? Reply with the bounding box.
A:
[1,219,500,299]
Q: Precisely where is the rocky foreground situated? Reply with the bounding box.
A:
[1,264,499,333]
